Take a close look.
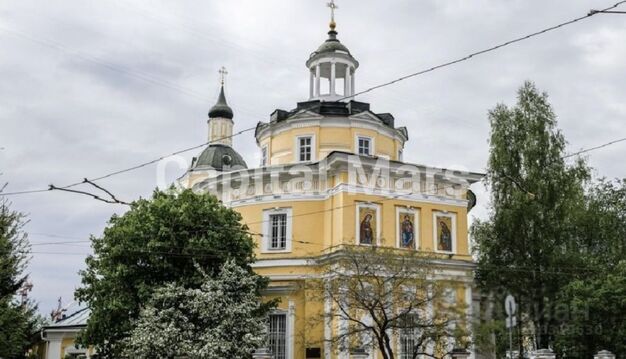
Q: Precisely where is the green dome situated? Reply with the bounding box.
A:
[193,144,247,171]
[311,30,352,56]
[316,37,350,55]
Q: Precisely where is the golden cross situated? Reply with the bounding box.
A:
[218,66,228,85]
[327,0,338,23]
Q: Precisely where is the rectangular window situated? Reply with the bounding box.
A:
[399,313,419,359]
[298,136,312,162]
[269,313,287,359]
[358,137,371,156]
[269,213,287,250]
[263,208,292,253]
[261,146,268,166]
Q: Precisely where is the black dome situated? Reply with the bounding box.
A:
[193,144,247,171]
[208,85,233,119]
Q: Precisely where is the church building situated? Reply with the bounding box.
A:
[178,4,483,359]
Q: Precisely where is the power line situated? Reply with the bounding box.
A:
[25,247,605,277]
[0,128,256,196]
[2,2,625,198]
[301,0,626,106]
[563,137,626,159]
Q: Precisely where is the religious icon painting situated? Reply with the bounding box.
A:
[396,207,418,250]
[357,203,378,245]
[433,212,456,253]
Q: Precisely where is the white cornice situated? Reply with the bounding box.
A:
[255,115,407,144]
[227,182,468,208]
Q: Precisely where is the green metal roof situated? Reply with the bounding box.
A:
[193,144,247,171]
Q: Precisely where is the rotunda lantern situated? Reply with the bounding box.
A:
[305,1,359,102]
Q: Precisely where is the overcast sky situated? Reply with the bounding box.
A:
[1,0,624,314]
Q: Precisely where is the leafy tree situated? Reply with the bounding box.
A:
[0,197,39,358]
[75,189,269,357]
[122,260,267,358]
[0,198,29,300]
[552,179,626,358]
[307,246,469,359]
[472,82,589,354]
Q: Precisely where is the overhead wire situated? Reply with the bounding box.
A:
[563,137,626,159]
[2,2,625,198]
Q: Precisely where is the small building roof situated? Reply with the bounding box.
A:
[45,308,90,328]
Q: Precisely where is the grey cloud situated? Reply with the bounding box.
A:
[1,0,624,313]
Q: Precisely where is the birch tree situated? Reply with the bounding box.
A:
[307,246,470,359]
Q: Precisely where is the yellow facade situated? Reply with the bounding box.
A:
[178,12,483,357]
[184,118,482,358]
[258,125,405,165]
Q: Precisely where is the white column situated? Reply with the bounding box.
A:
[315,64,321,97]
[309,70,314,99]
[465,284,475,359]
[324,281,332,359]
[46,337,63,359]
[344,64,350,96]
[350,67,355,97]
[288,300,295,359]
[330,62,336,96]
[426,284,435,356]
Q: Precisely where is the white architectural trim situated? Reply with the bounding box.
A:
[256,116,407,145]
[228,183,468,209]
[252,258,314,268]
[355,202,380,246]
[288,300,295,359]
[261,207,293,253]
[396,206,419,250]
[465,284,475,359]
[324,281,332,359]
[261,144,269,167]
[433,211,457,254]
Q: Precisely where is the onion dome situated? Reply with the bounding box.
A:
[193,143,247,171]
[208,84,233,119]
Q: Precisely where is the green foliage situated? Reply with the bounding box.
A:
[122,260,268,359]
[0,298,40,359]
[551,179,626,358]
[472,81,589,352]
[0,199,29,299]
[0,199,39,358]
[75,189,266,357]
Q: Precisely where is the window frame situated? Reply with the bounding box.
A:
[355,135,374,156]
[397,312,421,359]
[262,208,293,253]
[268,312,287,359]
[295,135,315,163]
[261,145,269,167]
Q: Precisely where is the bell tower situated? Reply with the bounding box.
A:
[207,67,234,146]
[306,0,359,102]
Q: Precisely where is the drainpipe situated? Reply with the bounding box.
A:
[40,329,49,359]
